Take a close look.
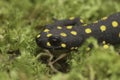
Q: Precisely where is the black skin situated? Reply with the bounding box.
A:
[36,12,120,50]
[45,17,84,28]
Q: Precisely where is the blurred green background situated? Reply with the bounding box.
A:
[0,0,120,80]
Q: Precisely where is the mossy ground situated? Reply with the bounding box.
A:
[0,0,120,80]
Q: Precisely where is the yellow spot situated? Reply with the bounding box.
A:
[60,33,67,37]
[44,29,49,32]
[86,47,91,51]
[102,41,106,44]
[66,26,72,29]
[36,34,40,38]
[61,43,66,48]
[103,44,109,49]
[70,31,77,35]
[80,19,84,23]
[47,34,52,37]
[112,21,118,28]
[69,17,75,20]
[57,26,62,29]
[119,33,120,38]
[47,42,51,46]
[100,25,106,32]
[85,28,92,34]
[101,17,108,20]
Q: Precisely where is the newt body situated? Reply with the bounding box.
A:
[36,12,120,50]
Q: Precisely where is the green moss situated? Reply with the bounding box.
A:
[0,0,120,80]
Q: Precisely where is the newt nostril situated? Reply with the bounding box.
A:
[49,36,61,46]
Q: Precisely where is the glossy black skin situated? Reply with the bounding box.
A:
[36,12,120,50]
[87,12,120,44]
[36,17,84,50]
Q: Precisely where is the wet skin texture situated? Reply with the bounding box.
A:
[36,12,120,50]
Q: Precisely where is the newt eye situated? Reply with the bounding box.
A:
[49,36,61,46]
